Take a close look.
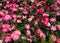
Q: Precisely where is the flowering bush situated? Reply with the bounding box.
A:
[0,0,60,43]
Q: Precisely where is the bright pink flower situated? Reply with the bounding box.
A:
[3,14,12,21]
[37,8,44,14]
[0,40,3,43]
[50,35,57,41]
[2,28,8,33]
[57,0,60,4]
[24,24,30,29]
[11,33,20,41]
[51,26,57,31]
[56,25,60,30]
[13,30,21,35]
[2,24,10,29]
[50,18,56,22]
[5,36,11,42]
[26,30,31,36]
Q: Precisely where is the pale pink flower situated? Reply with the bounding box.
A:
[26,30,31,36]
[51,26,57,31]
[28,15,34,22]
[17,15,21,18]
[43,13,49,17]
[0,3,2,6]
[17,20,22,23]
[24,24,30,29]
[50,18,56,22]
[12,14,17,19]
[0,40,3,43]
[0,17,3,21]
[30,0,35,2]
[56,12,60,16]
[50,35,57,41]
[22,16,27,20]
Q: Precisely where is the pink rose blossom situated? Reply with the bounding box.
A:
[28,15,34,22]
[50,35,57,41]
[5,36,11,42]
[57,0,60,4]
[0,40,3,43]
[11,33,20,41]
[26,30,31,36]
[50,18,56,22]
[17,20,22,23]
[3,14,12,21]
[43,13,49,17]
[51,26,57,31]
[37,8,44,14]
[24,24,30,29]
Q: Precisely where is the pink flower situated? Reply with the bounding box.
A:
[55,12,60,16]
[0,3,2,6]
[43,13,49,17]
[24,24,30,29]
[0,40,3,43]
[2,28,8,33]
[17,15,21,18]
[50,35,57,41]
[57,0,60,4]
[10,30,21,41]
[5,36,11,42]
[51,26,57,31]
[0,17,3,21]
[17,20,22,23]
[11,33,20,41]
[12,14,17,19]
[26,30,31,36]
[22,16,27,20]
[39,32,46,38]
[56,25,60,30]
[13,30,21,35]
[37,8,44,14]
[28,15,34,22]
[50,18,56,22]
[3,14,12,21]
[30,0,35,2]
[2,24,10,29]
[9,25,15,31]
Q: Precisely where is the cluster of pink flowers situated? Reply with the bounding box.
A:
[0,0,60,43]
